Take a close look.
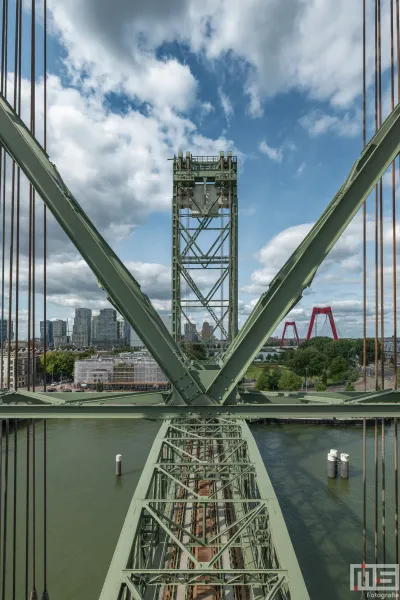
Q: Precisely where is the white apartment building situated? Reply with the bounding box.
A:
[1,352,40,388]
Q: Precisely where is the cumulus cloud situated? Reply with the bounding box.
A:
[47,0,392,118]
[299,109,361,138]
[259,140,282,163]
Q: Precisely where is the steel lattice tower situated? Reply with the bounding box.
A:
[172,151,238,349]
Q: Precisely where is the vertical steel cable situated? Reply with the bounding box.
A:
[0,0,9,388]
[395,418,399,600]
[392,0,398,391]
[25,422,30,600]
[374,0,379,391]
[31,420,37,599]
[43,0,47,391]
[0,0,8,390]
[7,0,20,389]
[362,417,366,581]
[0,421,2,588]
[42,419,48,600]
[374,418,378,563]
[42,1,49,597]
[30,1,37,592]
[1,420,9,599]
[362,0,367,580]
[381,419,385,562]
[12,420,17,600]
[15,0,21,390]
[378,0,385,390]
[31,0,36,393]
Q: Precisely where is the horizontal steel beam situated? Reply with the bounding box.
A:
[1,402,399,418]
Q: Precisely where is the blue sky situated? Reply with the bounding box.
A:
[2,0,399,340]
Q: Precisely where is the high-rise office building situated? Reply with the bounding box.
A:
[92,315,100,340]
[117,320,125,340]
[97,308,118,341]
[40,320,54,346]
[53,319,68,346]
[72,308,92,347]
[184,321,198,342]
[0,318,13,342]
[201,321,212,342]
[53,319,67,337]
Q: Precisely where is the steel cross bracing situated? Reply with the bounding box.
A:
[172,152,238,348]
[100,418,310,600]
[0,94,398,407]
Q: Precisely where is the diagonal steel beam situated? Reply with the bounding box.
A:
[265,574,287,599]
[144,505,201,567]
[124,577,144,600]
[145,502,205,547]
[0,92,205,405]
[208,503,266,567]
[207,103,400,403]
[156,466,203,499]
[208,499,262,542]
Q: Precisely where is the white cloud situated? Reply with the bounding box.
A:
[218,88,234,123]
[47,0,392,120]
[299,109,361,138]
[259,140,283,163]
[296,162,306,176]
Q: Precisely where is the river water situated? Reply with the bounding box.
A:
[1,419,397,599]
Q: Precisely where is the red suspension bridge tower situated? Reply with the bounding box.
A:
[306,306,339,341]
[280,321,300,348]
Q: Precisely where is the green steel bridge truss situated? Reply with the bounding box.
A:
[99,418,309,600]
[0,93,399,599]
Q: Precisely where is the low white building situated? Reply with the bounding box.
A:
[74,357,114,385]
[74,352,167,386]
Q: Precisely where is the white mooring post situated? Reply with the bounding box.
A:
[327,450,337,478]
[340,453,350,479]
[116,454,122,476]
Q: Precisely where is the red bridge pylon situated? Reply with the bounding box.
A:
[280,321,300,348]
[306,306,338,340]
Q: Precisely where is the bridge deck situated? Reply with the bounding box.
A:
[100,418,310,600]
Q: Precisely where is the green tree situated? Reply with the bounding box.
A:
[255,370,269,391]
[329,356,349,383]
[287,347,327,378]
[278,369,303,391]
[315,381,327,391]
[40,350,76,380]
[255,367,282,391]
[345,382,355,391]
[95,381,104,392]
[184,343,207,361]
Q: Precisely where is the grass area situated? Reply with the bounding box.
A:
[245,362,287,380]
[245,365,263,380]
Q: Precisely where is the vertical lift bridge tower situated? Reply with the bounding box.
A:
[172,151,238,348]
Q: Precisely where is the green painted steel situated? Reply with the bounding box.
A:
[1,397,400,418]
[99,418,310,599]
[172,151,238,348]
[0,93,205,405]
[206,103,400,404]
